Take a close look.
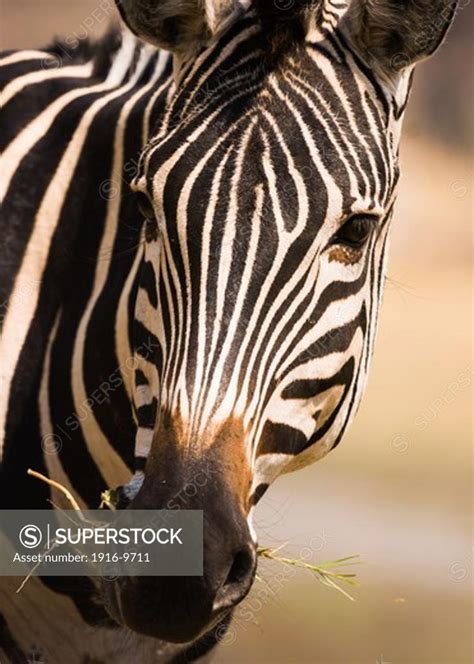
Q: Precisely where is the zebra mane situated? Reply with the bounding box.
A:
[254,0,323,55]
[43,25,124,80]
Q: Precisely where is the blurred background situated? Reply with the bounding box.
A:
[1,2,472,663]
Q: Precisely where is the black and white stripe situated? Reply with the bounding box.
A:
[0,0,457,660]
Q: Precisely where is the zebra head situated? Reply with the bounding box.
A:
[110,0,456,644]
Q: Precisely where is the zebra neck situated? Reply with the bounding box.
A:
[0,28,172,506]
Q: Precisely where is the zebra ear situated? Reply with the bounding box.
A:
[115,0,248,55]
[343,0,458,73]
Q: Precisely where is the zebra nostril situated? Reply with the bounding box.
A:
[224,548,255,586]
[213,545,256,613]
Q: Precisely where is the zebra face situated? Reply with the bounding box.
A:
[114,0,456,644]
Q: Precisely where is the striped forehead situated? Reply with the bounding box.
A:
[136,26,396,216]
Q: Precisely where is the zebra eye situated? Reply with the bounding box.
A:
[135,192,158,242]
[333,215,375,249]
[135,191,155,221]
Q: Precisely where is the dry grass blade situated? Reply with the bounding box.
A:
[17,469,89,594]
[99,488,118,510]
[257,547,361,601]
[27,468,82,512]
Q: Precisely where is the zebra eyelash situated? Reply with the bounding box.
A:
[135,191,159,242]
[135,191,155,221]
[144,217,159,243]
[331,213,379,251]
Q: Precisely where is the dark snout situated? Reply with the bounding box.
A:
[104,451,256,643]
[113,523,256,643]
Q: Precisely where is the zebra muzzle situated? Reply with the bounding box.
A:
[101,453,257,643]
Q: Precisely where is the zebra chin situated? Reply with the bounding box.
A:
[100,522,257,643]
[100,415,257,643]
[102,572,251,644]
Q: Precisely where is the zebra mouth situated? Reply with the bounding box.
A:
[97,504,257,643]
[102,575,236,652]
[100,572,251,644]
[98,525,257,643]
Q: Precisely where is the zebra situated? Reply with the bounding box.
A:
[0,0,457,661]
